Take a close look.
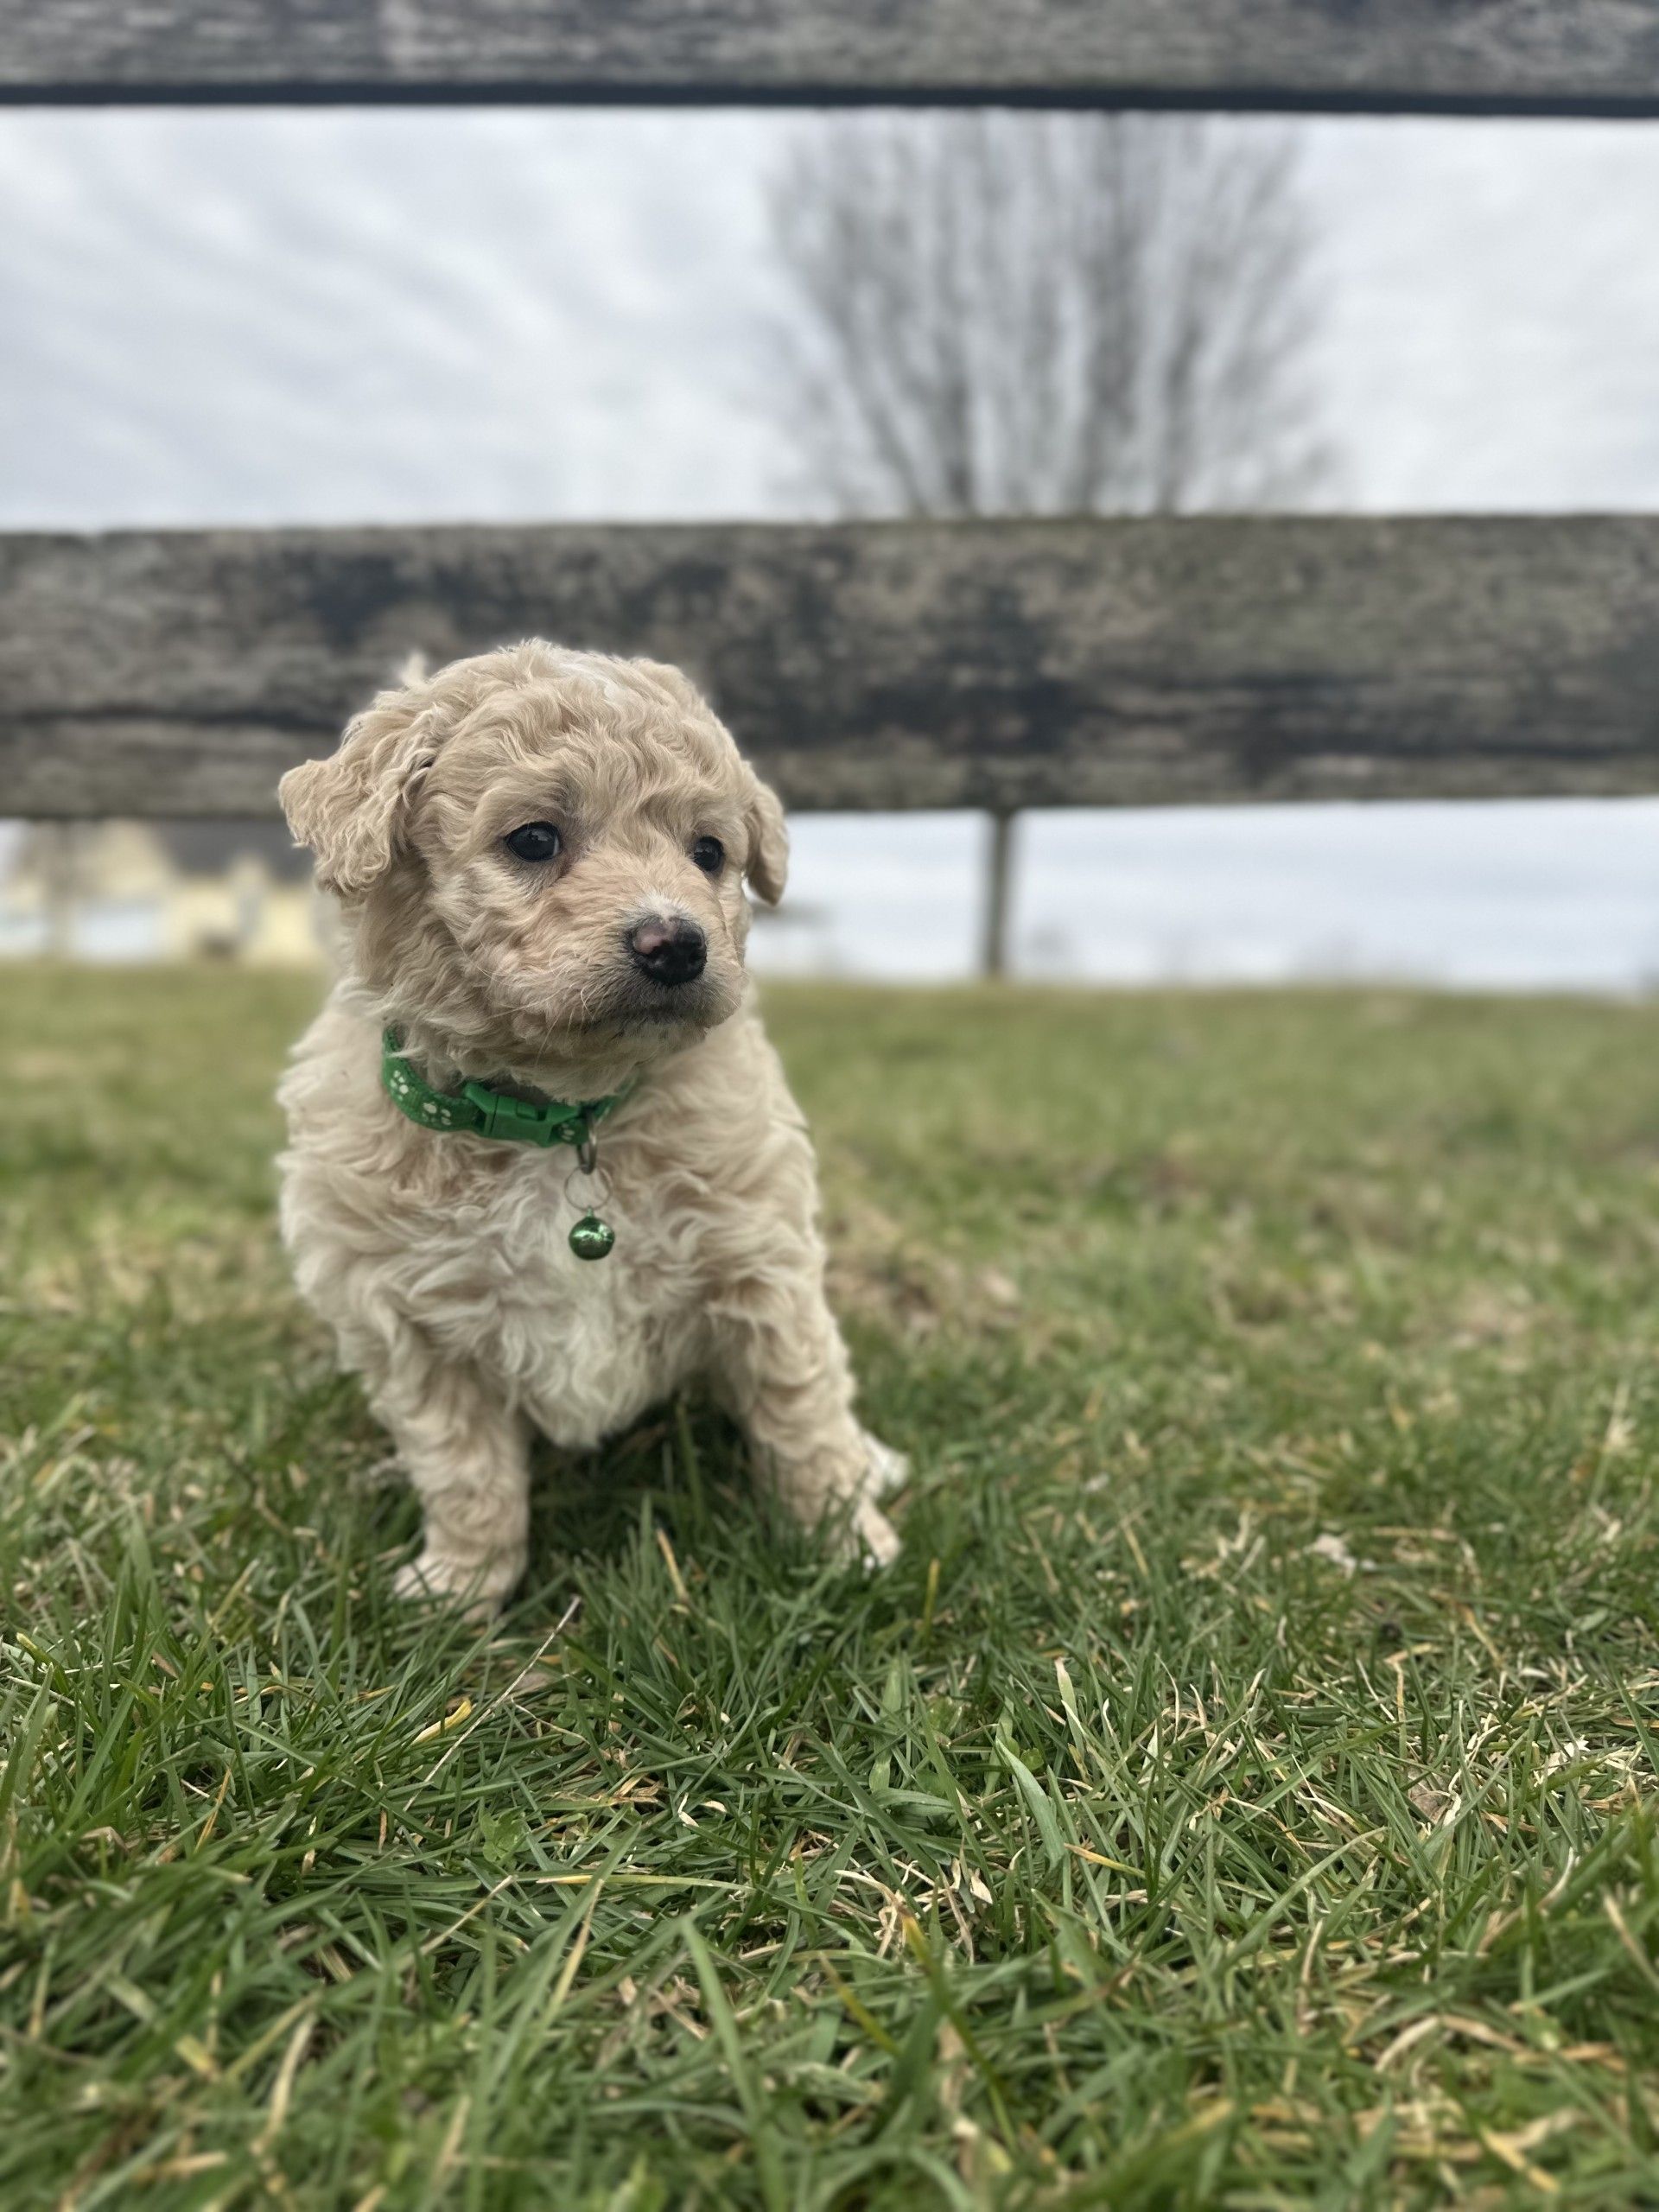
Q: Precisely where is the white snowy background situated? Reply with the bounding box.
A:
[3,110,1659,988]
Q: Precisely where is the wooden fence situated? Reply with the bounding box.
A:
[5,3,1659,114]
[4,3,1658,971]
[10,518,1659,817]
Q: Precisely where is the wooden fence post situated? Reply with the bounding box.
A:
[981,809,1017,979]
[40,823,78,958]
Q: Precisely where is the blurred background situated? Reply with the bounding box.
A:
[4,108,1659,988]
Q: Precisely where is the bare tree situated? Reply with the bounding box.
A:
[764,112,1329,972]
[766,111,1327,519]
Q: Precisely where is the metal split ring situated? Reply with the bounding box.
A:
[564,1134,612,1211]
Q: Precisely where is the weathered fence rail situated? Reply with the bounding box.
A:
[7,518,1659,818]
[5,0,1659,115]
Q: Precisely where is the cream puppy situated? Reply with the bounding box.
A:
[276,641,903,1613]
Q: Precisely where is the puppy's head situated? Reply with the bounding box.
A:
[281,641,786,1086]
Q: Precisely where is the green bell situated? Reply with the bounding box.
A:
[569,1211,616,1262]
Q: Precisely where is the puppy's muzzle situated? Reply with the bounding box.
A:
[628,914,707,988]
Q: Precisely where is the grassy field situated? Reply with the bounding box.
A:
[3,966,1659,2209]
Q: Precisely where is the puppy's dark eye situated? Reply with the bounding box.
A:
[505,821,561,863]
[690,836,725,874]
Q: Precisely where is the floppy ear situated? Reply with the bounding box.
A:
[279,680,437,897]
[745,774,788,906]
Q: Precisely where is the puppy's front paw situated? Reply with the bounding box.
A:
[851,1496,901,1569]
[859,1430,910,1502]
[393,1546,523,1622]
[816,1493,900,1572]
[772,1439,905,1570]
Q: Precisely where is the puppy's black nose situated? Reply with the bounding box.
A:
[629,915,707,987]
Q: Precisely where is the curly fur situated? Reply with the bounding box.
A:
[277,641,902,1613]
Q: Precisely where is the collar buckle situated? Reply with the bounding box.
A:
[460,1081,586,1147]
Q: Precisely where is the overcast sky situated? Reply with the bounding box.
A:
[3,110,1658,986]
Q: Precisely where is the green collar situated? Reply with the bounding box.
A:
[381,1030,632,1148]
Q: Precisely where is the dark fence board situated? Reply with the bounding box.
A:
[6,2,1659,114]
[6,518,1659,817]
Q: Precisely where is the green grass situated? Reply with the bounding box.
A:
[4,966,1659,2209]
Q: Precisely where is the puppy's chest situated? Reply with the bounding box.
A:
[410,1158,702,1443]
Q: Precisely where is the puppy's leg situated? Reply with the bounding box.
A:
[711,1275,901,1567]
[355,1325,531,1616]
